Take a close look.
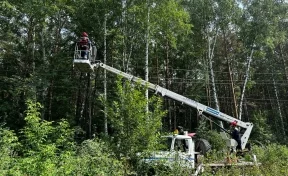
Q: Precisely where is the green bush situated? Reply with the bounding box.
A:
[11,100,76,176]
[196,119,226,152]
[100,78,166,159]
[0,100,126,176]
[204,130,226,151]
[0,127,19,175]
[137,159,195,176]
[252,144,288,175]
[75,138,125,176]
[250,111,275,144]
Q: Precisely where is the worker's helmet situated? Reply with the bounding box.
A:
[230,121,237,127]
[82,32,88,37]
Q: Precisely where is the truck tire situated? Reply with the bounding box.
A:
[195,139,211,155]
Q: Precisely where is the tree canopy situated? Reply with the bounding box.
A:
[0,0,288,174]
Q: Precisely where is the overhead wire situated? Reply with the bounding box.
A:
[12,85,288,103]
[2,75,288,86]
[1,62,287,75]
[1,69,287,80]
[2,62,288,104]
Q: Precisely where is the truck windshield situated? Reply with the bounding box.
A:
[159,137,189,152]
[174,139,189,152]
[158,137,172,151]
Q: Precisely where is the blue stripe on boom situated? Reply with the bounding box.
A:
[206,107,219,116]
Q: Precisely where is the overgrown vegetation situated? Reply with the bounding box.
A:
[196,118,226,151]
[139,144,288,176]
[1,0,288,175]
[0,100,124,176]
[100,78,166,160]
[1,81,288,175]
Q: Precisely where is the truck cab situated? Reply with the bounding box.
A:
[142,132,204,170]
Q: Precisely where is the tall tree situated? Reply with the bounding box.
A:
[101,79,166,158]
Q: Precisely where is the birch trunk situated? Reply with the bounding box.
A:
[104,14,108,135]
[207,29,223,128]
[41,28,47,120]
[272,74,286,136]
[165,39,172,130]
[32,26,35,73]
[208,32,219,111]
[145,0,150,113]
[122,0,127,71]
[238,49,254,120]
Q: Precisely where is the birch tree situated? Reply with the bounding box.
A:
[103,14,108,135]
[272,73,286,136]
[238,49,254,120]
[237,0,286,121]
[145,0,150,113]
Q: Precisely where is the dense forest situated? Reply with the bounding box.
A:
[1,0,288,175]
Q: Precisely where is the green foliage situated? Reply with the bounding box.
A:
[188,144,288,175]
[205,130,226,151]
[254,144,288,165]
[252,144,288,175]
[13,100,74,175]
[1,0,288,174]
[250,111,275,144]
[21,100,52,152]
[246,80,256,90]
[0,100,126,175]
[0,126,19,175]
[152,0,192,48]
[196,119,226,151]
[137,158,195,176]
[101,78,166,159]
[76,138,125,176]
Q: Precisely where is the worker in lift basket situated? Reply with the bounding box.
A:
[78,32,91,59]
[230,121,242,151]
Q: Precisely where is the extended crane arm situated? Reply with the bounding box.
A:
[94,62,253,150]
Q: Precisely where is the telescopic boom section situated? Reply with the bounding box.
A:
[94,62,253,150]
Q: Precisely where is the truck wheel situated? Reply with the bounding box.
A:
[195,139,211,155]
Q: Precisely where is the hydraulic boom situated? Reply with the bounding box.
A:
[92,62,253,150]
